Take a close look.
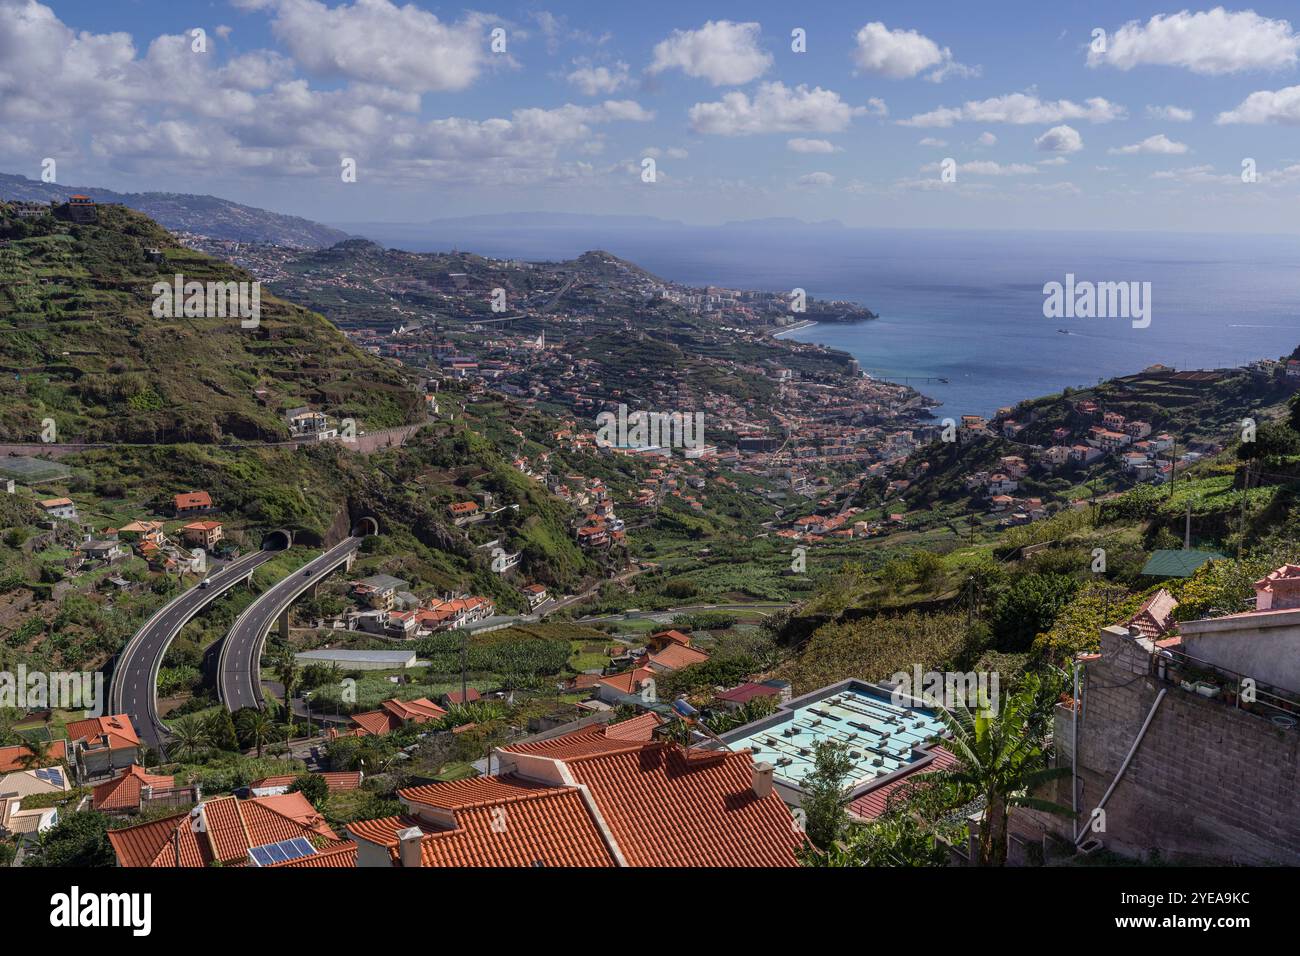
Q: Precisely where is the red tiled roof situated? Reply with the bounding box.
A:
[173,491,212,510]
[250,771,362,793]
[595,666,655,696]
[400,774,559,811]
[351,697,447,736]
[561,743,801,867]
[66,714,139,750]
[1125,588,1179,640]
[107,793,338,868]
[848,746,959,820]
[650,629,692,647]
[92,765,176,811]
[270,841,358,868]
[347,814,436,853]
[502,713,664,760]
[645,643,710,670]
[715,682,783,704]
[417,788,616,867]
[442,688,481,705]
[108,812,211,868]
[0,740,66,773]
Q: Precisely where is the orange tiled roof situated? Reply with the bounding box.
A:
[380,777,619,868]
[250,771,362,793]
[174,491,212,509]
[595,666,655,696]
[0,740,66,773]
[66,714,139,750]
[848,746,959,820]
[645,643,710,670]
[351,697,447,736]
[399,774,559,811]
[270,841,358,868]
[418,788,616,867]
[502,712,663,760]
[650,629,692,647]
[92,765,176,811]
[562,742,801,867]
[107,793,338,868]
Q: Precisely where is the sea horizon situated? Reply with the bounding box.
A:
[351,220,1300,418]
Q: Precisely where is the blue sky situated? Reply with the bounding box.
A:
[6,0,1300,231]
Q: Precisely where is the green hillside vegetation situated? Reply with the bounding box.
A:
[777,400,1300,691]
[0,202,421,442]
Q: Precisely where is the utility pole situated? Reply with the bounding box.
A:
[461,629,468,704]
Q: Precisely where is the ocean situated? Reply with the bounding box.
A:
[351,220,1300,418]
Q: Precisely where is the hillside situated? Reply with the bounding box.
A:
[0,173,348,247]
[0,201,422,442]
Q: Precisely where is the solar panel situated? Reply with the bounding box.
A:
[35,767,64,787]
[249,836,316,866]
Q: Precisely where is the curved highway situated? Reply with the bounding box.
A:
[218,536,362,713]
[110,549,277,748]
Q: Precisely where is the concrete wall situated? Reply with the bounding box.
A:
[1059,627,1300,865]
[1180,608,1300,694]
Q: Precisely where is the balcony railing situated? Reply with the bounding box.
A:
[1150,645,1300,729]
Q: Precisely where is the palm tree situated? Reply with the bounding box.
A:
[237,708,277,758]
[273,646,299,710]
[168,716,206,762]
[926,670,1072,866]
[16,736,54,771]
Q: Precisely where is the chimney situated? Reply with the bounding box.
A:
[751,761,775,800]
[397,826,424,868]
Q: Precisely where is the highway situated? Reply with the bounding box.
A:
[109,549,277,749]
[217,536,362,714]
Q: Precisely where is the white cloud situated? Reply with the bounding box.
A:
[689,82,867,135]
[259,0,495,93]
[1034,124,1083,153]
[975,131,997,146]
[787,138,839,153]
[1109,134,1189,155]
[851,21,978,82]
[900,93,1125,127]
[1151,164,1237,184]
[923,160,1039,176]
[796,171,835,187]
[648,20,771,86]
[566,61,629,95]
[918,136,948,147]
[1146,104,1194,122]
[1089,9,1300,75]
[1038,156,1068,166]
[0,0,656,187]
[1217,86,1300,124]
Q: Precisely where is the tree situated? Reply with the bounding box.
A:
[1237,420,1300,462]
[800,740,855,851]
[990,573,1079,651]
[204,710,240,752]
[926,670,1072,866]
[236,707,278,758]
[273,646,299,709]
[168,715,206,762]
[803,814,950,867]
[16,736,55,771]
[289,773,330,809]
[24,812,114,867]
